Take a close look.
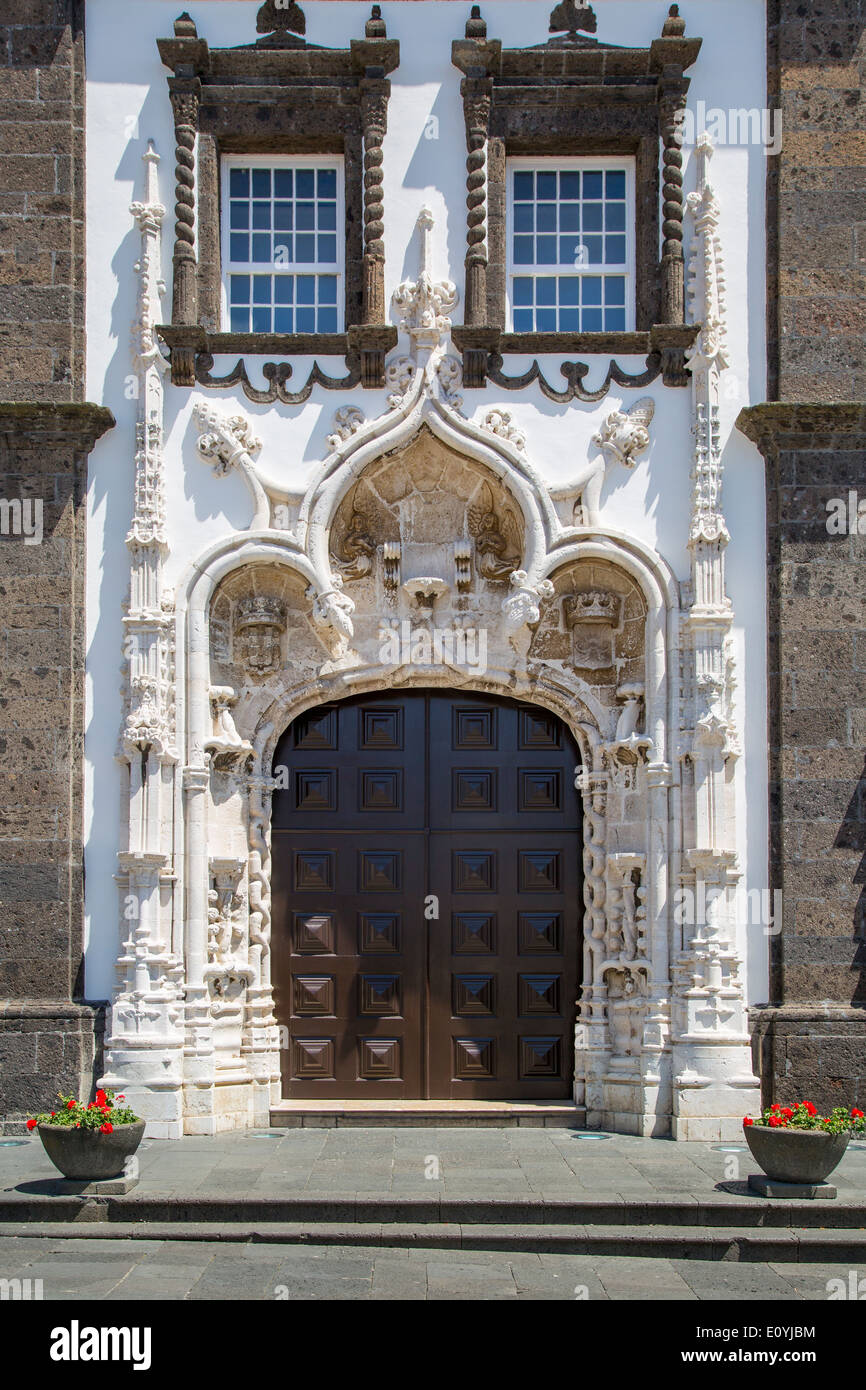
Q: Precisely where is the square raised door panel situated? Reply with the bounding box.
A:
[453,1037,495,1079]
[293,706,337,750]
[295,769,336,812]
[360,707,403,749]
[453,973,495,1016]
[518,850,560,892]
[453,706,496,750]
[360,850,402,891]
[360,769,403,812]
[293,1037,334,1079]
[294,851,335,891]
[452,912,496,954]
[358,1037,401,1079]
[518,708,561,749]
[453,850,496,892]
[518,769,561,811]
[453,769,496,811]
[518,912,561,954]
[359,974,401,1015]
[519,974,561,1015]
[359,912,401,954]
[519,1036,561,1078]
[293,975,335,1016]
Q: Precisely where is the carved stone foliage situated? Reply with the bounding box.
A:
[592,398,655,471]
[392,209,459,351]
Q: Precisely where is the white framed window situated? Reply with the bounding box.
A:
[506,156,635,333]
[221,154,344,334]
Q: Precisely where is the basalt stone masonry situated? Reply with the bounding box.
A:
[739,0,866,1112]
[0,1,113,1132]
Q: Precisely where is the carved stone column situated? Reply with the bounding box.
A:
[359,79,389,327]
[167,78,200,385]
[461,76,492,327]
[658,72,688,329]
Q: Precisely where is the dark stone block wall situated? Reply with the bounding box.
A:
[742,1,866,1112]
[0,1,113,1132]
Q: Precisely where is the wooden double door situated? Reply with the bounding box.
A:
[271,691,581,1099]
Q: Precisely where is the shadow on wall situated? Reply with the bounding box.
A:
[833,756,866,1006]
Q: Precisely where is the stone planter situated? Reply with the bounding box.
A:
[37,1121,145,1180]
[745,1124,850,1185]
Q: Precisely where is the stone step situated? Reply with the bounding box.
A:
[3,1194,866,1229]
[269,1100,587,1128]
[2,1219,866,1261]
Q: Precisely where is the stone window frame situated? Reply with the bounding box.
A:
[155,7,399,389]
[451,4,702,388]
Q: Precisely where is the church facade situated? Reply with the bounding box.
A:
[1,0,863,1141]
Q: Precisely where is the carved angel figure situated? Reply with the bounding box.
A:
[467,482,521,581]
[333,507,376,582]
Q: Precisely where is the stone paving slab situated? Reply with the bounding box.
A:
[0,1236,858,1300]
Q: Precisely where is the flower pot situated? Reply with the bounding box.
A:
[745,1124,850,1185]
[37,1120,145,1180]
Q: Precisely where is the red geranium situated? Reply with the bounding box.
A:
[743,1117,754,1126]
[851,1109,864,1119]
[26,1118,37,1130]
[66,1100,75,1110]
[99,1122,113,1135]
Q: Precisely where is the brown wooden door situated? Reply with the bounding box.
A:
[271,692,581,1099]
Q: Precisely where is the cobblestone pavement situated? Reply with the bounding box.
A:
[0,1235,857,1301]
[2,1128,865,1202]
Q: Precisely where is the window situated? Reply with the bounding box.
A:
[222,157,344,334]
[507,160,634,334]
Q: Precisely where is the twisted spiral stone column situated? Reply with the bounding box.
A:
[168,81,199,326]
[660,80,688,324]
[360,82,389,325]
[461,79,492,326]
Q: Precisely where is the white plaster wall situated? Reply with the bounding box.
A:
[85,0,769,1004]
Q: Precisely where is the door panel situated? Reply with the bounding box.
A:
[270,690,581,1100]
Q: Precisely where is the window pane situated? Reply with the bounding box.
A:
[560,235,582,265]
[514,203,534,233]
[514,171,534,200]
[583,307,603,331]
[560,308,580,331]
[318,168,337,198]
[273,238,292,265]
[319,275,338,304]
[317,234,337,263]
[229,234,249,262]
[252,201,271,230]
[230,168,249,197]
[560,171,580,199]
[230,306,249,332]
[513,277,533,306]
[297,276,315,305]
[295,233,316,262]
[583,171,603,198]
[583,202,603,232]
[275,278,293,305]
[583,235,603,264]
[297,307,316,332]
[606,170,626,199]
[274,168,293,198]
[297,201,315,230]
[605,201,626,231]
[274,202,293,231]
[537,203,556,232]
[252,275,271,304]
[604,276,626,305]
[252,169,271,197]
[230,201,249,230]
[582,277,602,305]
[536,236,557,264]
[605,235,626,265]
[296,169,315,198]
[230,274,250,304]
[559,202,580,232]
[274,307,293,333]
[252,306,272,332]
[318,201,337,230]
[252,233,271,263]
[537,307,556,331]
[318,306,338,332]
[605,306,626,331]
[559,277,579,306]
[513,308,533,332]
[513,236,533,265]
[536,277,556,306]
[537,171,556,199]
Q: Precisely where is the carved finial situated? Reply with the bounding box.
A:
[549,1,597,37]
[466,5,487,39]
[174,11,197,38]
[256,0,306,37]
[662,4,686,37]
[366,4,387,38]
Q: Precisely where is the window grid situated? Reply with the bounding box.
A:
[507,163,633,333]
[222,158,344,334]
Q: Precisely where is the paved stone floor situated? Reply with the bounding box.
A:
[0,1235,859,1301]
[1,1130,864,1300]
[1,1127,865,1201]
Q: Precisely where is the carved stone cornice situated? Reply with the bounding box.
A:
[0,403,115,452]
[736,402,866,456]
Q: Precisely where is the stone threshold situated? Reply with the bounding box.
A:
[269,1099,586,1128]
